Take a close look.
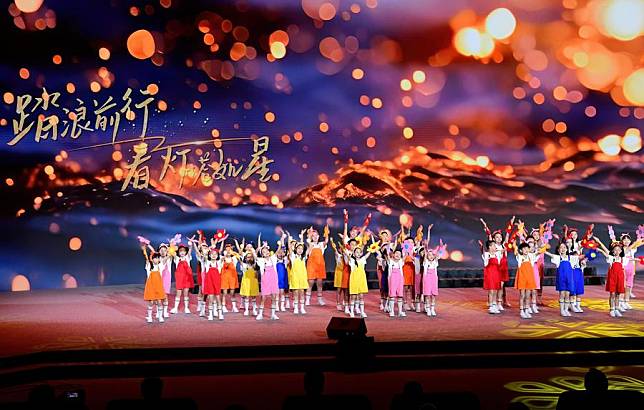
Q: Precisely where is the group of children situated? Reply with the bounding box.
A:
[140,212,641,324]
[480,218,643,319]
[139,210,447,324]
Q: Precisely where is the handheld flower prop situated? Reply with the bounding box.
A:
[584,250,598,261]
[402,239,414,258]
[368,241,380,254]
[415,225,424,242]
[169,234,182,246]
[362,212,372,228]
[214,229,227,242]
[581,237,598,249]
[608,225,616,242]
[637,225,644,242]
[638,256,644,266]
[435,239,448,259]
[137,235,150,245]
[323,224,330,239]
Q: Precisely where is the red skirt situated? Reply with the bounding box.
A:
[175,260,194,289]
[403,260,414,286]
[203,267,221,295]
[483,260,501,290]
[499,254,509,282]
[605,262,625,293]
[197,262,203,286]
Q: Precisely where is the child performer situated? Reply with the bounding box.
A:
[203,245,223,321]
[381,246,405,317]
[545,243,576,317]
[289,230,309,314]
[256,238,281,321]
[306,226,329,306]
[413,229,425,313]
[275,233,290,312]
[377,229,393,312]
[532,219,555,306]
[157,243,172,318]
[330,238,346,311]
[480,217,515,309]
[340,209,372,311]
[614,227,643,309]
[596,237,626,317]
[141,245,166,323]
[170,240,195,314]
[195,232,210,317]
[481,240,502,314]
[526,238,541,314]
[513,242,538,319]
[347,246,372,318]
[238,244,260,317]
[402,237,416,311]
[220,243,240,313]
[422,226,442,317]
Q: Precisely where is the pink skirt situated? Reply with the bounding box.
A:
[422,270,438,296]
[532,264,541,290]
[414,273,422,295]
[389,268,404,297]
[261,265,279,296]
[624,262,635,287]
[161,266,171,294]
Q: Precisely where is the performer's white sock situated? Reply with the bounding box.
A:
[293,301,299,314]
[146,306,153,322]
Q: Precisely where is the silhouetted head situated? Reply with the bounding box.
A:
[141,377,163,400]
[304,369,324,396]
[584,368,608,393]
[28,384,55,403]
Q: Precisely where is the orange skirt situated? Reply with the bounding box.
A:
[307,248,327,280]
[221,262,239,290]
[144,271,166,301]
[514,261,537,290]
[341,263,351,289]
[403,261,415,286]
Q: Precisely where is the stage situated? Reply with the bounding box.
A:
[1,282,642,359]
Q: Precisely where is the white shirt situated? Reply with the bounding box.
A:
[423,259,439,272]
[549,254,578,267]
[145,263,161,278]
[349,255,368,271]
[606,255,623,264]
[515,253,536,265]
[257,254,278,273]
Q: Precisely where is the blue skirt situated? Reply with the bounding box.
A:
[556,261,575,292]
[277,262,289,290]
[572,267,584,295]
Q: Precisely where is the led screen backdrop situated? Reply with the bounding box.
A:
[0,0,642,291]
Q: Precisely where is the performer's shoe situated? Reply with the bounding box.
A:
[615,309,623,317]
[318,297,325,306]
[300,306,307,314]
[430,307,437,316]
[610,310,617,317]
[146,316,153,323]
[170,307,178,314]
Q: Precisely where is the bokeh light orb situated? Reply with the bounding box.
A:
[621,128,642,153]
[598,134,622,155]
[127,29,156,60]
[600,0,644,41]
[454,27,481,57]
[11,274,30,291]
[69,236,82,251]
[623,68,644,106]
[485,8,516,40]
[15,0,43,13]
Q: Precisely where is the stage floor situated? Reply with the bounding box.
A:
[0,282,643,358]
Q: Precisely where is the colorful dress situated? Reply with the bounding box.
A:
[289,255,309,290]
[257,255,279,296]
[413,256,423,296]
[220,257,239,290]
[624,248,636,288]
[144,263,166,301]
[551,255,576,292]
[341,253,351,289]
[333,253,344,288]
[605,256,625,294]
[349,255,369,295]
[160,255,172,294]
[306,242,327,280]
[387,259,404,298]
[239,264,259,297]
[532,252,544,290]
[403,256,415,286]
[499,250,510,282]
[276,258,289,290]
[572,257,585,296]
[482,252,501,290]
[202,259,222,295]
[422,259,439,296]
[174,255,194,290]
[514,254,537,290]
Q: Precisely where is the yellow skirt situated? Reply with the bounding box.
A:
[333,263,344,288]
[349,266,368,295]
[289,259,309,290]
[240,268,259,297]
